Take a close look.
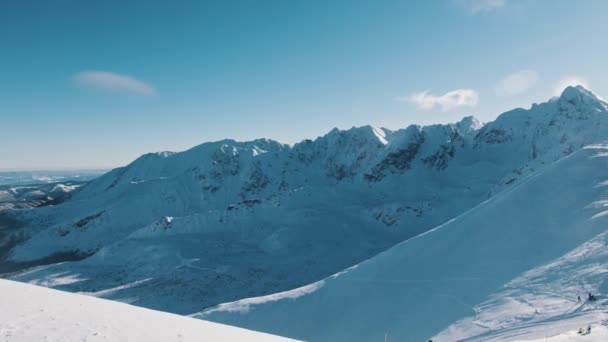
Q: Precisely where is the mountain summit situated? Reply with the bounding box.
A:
[561,84,604,102]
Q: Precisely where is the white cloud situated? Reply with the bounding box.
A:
[74,71,156,96]
[458,0,506,13]
[401,89,480,111]
[494,70,539,97]
[554,76,589,95]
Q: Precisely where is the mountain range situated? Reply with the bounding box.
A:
[2,85,608,340]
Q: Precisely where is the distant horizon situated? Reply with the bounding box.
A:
[0,168,111,172]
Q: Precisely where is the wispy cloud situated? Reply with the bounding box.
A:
[458,0,506,14]
[400,89,480,111]
[494,70,539,97]
[74,71,156,96]
[554,76,588,95]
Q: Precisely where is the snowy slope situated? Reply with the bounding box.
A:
[434,225,608,341]
[199,143,608,341]
[0,278,296,342]
[470,316,608,342]
[4,86,608,318]
[512,324,608,342]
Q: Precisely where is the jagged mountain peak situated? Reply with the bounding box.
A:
[456,115,483,134]
[558,85,607,112]
[320,125,390,145]
[560,84,600,101]
[80,86,608,200]
[187,138,287,154]
[480,86,608,138]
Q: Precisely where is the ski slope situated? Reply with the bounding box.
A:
[200,143,608,341]
[513,325,608,342]
[0,279,296,342]
[476,312,608,341]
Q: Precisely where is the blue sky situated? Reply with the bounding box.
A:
[2,0,608,169]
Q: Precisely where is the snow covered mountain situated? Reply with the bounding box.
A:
[2,85,608,330]
[0,181,85,211]
[0,279,296,342]
[199,142,608,341]
[0,169,105,186]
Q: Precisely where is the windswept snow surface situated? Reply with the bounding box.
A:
[200,144,608,341]
[0,279,296,342]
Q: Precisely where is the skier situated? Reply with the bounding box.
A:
[588,292,596,301]
[587,324,591,334]
[578,295,581,302]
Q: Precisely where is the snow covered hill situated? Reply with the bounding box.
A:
[0,181,85,211]
[0,278,296,342]
[199,143,608,341]
[0,170,104,186]
[3,85,608,323]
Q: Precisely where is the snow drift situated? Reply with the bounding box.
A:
[0,278,296,342]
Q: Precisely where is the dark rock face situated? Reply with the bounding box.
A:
[210,148,241,180]
[423,144,456,171]
[241,165,270,196]
[365,131,425,181]
[475,127,512,145]
[75,211,105,230]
